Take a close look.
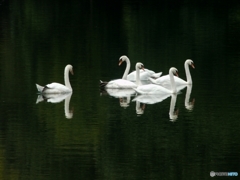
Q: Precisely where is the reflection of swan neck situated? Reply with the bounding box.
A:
[185,85,194,110]
[185,85,192,105]
[184,61,192,84]
[64,93,73,119]
[169,69,177,93]
[169,94,177,120]
[136,101,144,115]
[122,57,131,80]
[64,66,72,90]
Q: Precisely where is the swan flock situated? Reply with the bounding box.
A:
[35,56,194,95]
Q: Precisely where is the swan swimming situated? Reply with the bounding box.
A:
[36,64,73,94]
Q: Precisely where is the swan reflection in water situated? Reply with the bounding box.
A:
[185,85,195,111]
[100,88,136,108]
[132,93,178,119]
[132,93,171,105]
[135,101,145,116]
[36,92,73,119]
[169,94,178,122]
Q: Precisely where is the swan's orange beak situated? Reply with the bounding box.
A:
[70,69,74,75]
[141,66,145,71]
[175,72,179,77]
[119,59,123,66]
[191,63,195,69]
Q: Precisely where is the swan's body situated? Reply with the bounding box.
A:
[36,65,73,94]
[101,88,136,98]
[133,67,178,95]
[119,55,162,81]
[100,62,144,89]
[149,59,194,86]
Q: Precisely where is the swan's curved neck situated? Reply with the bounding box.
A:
[169,70,177,93]
[122,58,131,80]
[135,66,142,86]
[64,66,72,90]
[184,62,192,84]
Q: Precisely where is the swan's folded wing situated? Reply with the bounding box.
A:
[44,83,71,93]
[151,72,162,78]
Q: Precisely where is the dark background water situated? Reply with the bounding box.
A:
[0,0,240,179]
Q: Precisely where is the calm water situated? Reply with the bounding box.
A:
[0,0,240,179]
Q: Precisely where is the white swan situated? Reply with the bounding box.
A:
[36,64,73,94]
[119,55,162,81]
[149,59,194,87]
[133,67,178,95]
[100,62,144,89]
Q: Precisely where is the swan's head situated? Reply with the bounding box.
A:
[169,67,178,77]
[65,64,74,75]
[136,62,144,71]
[119,55,129,66]
[186,59,195,69]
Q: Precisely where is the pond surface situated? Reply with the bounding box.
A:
[0,0,240,179]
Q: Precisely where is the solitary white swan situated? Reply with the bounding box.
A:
[36,64,73,94]
[119,55,162,81]
[149,59,194,86]
[100,62,144,89]
[133,67,178,95]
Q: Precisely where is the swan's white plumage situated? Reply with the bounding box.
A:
[36,64,73,94]
[103,79,138,89]
[127,69,162,81]
[101,62,144,89]
[133,67,178,95]
[119,55,162,81]
[149,59,194,86]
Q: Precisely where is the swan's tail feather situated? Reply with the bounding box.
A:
[151,72,162,78]
[36,84,44,92]
[99,80,108,89]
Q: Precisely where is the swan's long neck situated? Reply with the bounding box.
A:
[135,66,142,86]
[122,58,131,80]
[64,66,72,90]
[169,69,177,93]
[184,62,192,84]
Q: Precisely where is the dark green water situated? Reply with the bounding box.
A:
[0,0,240,179]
